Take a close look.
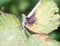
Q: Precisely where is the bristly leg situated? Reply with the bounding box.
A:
[22,14,27,29]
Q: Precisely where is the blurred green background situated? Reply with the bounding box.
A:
[0,0,60,41]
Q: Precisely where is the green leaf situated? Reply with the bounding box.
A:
[25,0,60,34]
[0,0,11,6]
[27,34,60,46]
[0,12,27,46]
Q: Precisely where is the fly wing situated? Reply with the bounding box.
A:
[27,0,41,18]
